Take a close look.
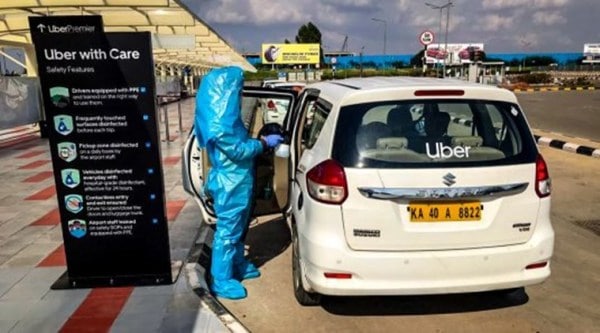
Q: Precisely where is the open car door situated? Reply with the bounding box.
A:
[182,87,299,224]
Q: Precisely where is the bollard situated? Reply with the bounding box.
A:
[163,103,170,142]
[177,100,183,134]
[158,97,164,123]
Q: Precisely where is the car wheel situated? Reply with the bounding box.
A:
[292,223,321,306]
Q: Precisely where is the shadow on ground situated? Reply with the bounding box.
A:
[320,288,529,316]
[245,215,291,268]
[196,215,290,276]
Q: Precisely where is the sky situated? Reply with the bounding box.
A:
[181,0,600,55]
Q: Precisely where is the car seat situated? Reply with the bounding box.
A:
[450,135,505,161]
[386,106,417,137]
[356,121,392,151]
[425,112,451,139]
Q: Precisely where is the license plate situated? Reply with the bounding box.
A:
[408,201,482,222]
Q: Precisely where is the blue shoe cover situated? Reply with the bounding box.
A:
[211,279,247,300]
[235,261,261,280]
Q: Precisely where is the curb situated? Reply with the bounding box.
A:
[534,135,600,158]
[185,221,249,333]
[511,86,596,93]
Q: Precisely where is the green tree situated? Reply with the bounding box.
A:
[295,22,322,43]
[295,22,324,65]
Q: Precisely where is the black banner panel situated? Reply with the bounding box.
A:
[29,16,172,288]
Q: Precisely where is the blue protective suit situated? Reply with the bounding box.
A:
[194,66,263,300]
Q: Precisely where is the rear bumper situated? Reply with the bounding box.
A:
[300,224,554,296]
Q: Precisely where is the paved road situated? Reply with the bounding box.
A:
[210,91,600,332]
[218,146,600,333]
[516,90,600,142]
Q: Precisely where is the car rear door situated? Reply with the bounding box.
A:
[182,87,298,224]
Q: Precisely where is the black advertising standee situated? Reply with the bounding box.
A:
[29,16,172,288]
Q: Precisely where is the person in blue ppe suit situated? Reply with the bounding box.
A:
[194,66,283,300]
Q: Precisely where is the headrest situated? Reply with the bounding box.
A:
[387,106,415,136]
[387,106,413,124]
[451,136,483,147]
[377,137,408,149]
[425,112,450,137]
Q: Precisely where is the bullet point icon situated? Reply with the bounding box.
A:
[148,168,154,174]
[145,142,151,149]
[150,194,156,200]
[152,218,158,224]
[143,114,149,121]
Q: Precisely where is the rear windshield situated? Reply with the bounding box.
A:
[332,99,538,168]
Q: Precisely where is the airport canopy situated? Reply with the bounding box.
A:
[0,0,255,71]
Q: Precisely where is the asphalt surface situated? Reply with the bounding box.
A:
[212,90,600,332]
[516,90,600,143]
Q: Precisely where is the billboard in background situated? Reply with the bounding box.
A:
[583,43,600,63]
[425,43,484,65]
[261,43,320,64]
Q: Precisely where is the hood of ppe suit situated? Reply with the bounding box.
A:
[194,66,246,148]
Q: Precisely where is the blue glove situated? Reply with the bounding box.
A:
[263,134,283,148]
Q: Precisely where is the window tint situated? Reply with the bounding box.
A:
[333,99,537,168]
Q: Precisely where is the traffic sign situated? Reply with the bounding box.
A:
[419,30,435,46]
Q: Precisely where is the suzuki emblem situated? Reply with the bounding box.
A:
[443,173,456,187]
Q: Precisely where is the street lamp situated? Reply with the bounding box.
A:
[425,1,453,77]
[371,17,387,56]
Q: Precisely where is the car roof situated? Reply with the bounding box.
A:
[306,77,518,105]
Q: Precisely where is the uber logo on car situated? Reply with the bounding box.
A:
[426,142,471,159]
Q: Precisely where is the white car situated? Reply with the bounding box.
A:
[182,77,554,306]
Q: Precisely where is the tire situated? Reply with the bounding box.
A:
[292,223,321,306]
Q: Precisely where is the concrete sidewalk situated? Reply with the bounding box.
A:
[0,98,228,332]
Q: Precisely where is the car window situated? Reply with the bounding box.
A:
[298,99,329,152]
[332,99,537,168]
[304,103,328,149]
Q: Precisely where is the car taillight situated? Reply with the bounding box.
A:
[535,154,551,198]
[267,100,276,109]
[306,159,348,204]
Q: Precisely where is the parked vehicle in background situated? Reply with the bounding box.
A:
[183,77,554,306]
[260,78,283,87]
